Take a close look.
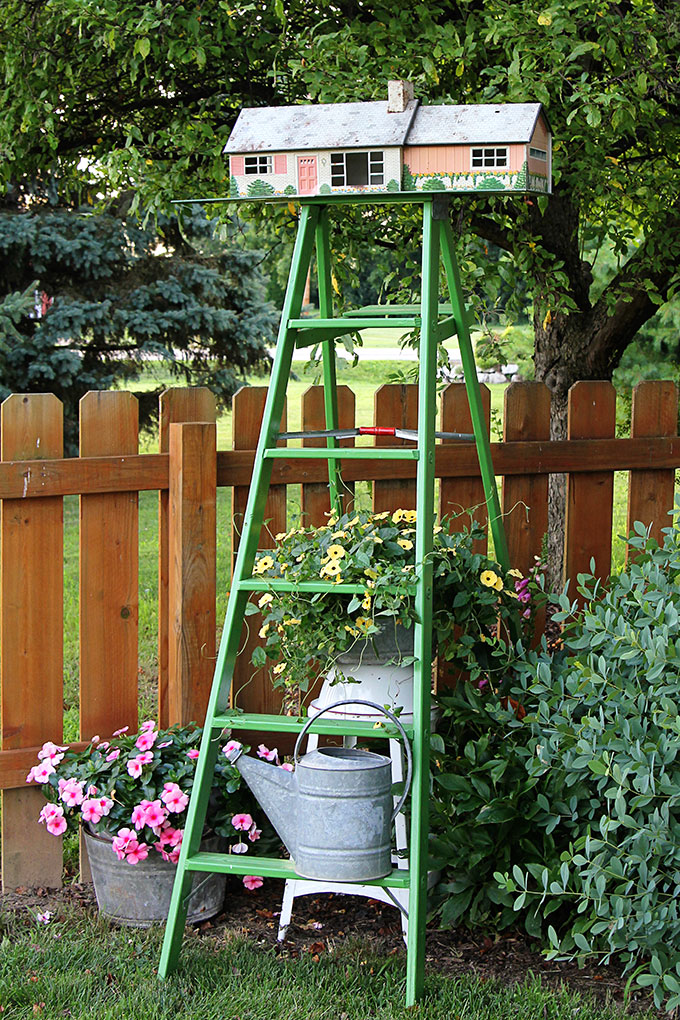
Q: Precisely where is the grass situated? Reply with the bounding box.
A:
[0,909,655,1020]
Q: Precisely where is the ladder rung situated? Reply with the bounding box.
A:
[212,710,414,740]
[263,447,419,461]
[184,851,412,888]
[288,316,420,331]
[237,579,418,596]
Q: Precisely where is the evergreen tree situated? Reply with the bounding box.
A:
[0,193,276,450]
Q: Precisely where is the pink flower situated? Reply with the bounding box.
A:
[81,798,107,825]
[98,741,110,751]
[127,758,143,779]
[112,828,136,859]
[248,826,262,843]
[135,729,157,752]
[97,797,114,817]
[131,803,148,829]
[25,766,39,784]
[38,741,67,763]
[142,800,167,830]
[157,740,172,748]
[222,740,242,757]
[112,726,129,737]
[231,813,254,832]
[140,720,156,732]
[243,875,263,890]
[136,751,154,765]
[157,825,183,848]
[161,782,189,814]
[35,911,52,924]
[58,778,85,807]
[106,748,121,763]
[30,761,57,784]
[125,842,149,864]
[186,749,200,760]
[279,762,294,772]
[39,803,66,836]
[91,735,100,744]
[257,744,278,762]
[232,841,248,854]
[87,785,98,796]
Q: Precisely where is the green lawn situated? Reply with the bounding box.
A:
[0,907,653,1020]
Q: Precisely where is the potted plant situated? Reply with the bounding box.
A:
[249,507,525,715]
[25,721,279,925]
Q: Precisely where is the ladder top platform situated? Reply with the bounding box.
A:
[345,303,454,318]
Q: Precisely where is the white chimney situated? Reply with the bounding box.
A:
[387,80,414,114]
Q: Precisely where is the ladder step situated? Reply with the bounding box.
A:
[237,579,418,596]
[263,447,419,461]
[185,851,412,888]
[212,710,414,740]
[288,316,420,331]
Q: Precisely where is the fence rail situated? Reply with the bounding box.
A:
[0,379,677,889]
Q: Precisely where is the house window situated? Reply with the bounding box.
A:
[471,147,508,169]
[330,151,384,186]
[529,147,547,161]
[244,155,273,175]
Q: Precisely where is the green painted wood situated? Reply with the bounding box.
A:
[289,316,420,330]
[184,852,412,886]
[315,208,343,514]
[440,218,510,572]
[348,303,453,317]
[263,447,419,461]
[237,579,418,596]
[405,200,438,1007]
[212,711,414,740]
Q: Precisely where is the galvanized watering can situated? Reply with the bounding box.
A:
[228,700,412,882]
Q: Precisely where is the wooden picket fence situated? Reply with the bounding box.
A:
[0,378,678,891]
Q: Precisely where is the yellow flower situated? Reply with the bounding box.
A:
[344,624,358,635]
[392,509,406,523]
[272,663,286,675]
[331,530,347,539]
[258,623,270,638]
[279,563,289,572]
[347,516,360,527]
[321,561,342,577]
[258,592,274,608]
[508,568,523,578]
[362,596,372,611]
[374,511,390,520]
[254,555,274,575]
[275,532,287,541]
[283,617,301,626]
[327,544,346,560]
[480,570,499,588]
[402,509,417,523]
[434,525,443,534]
[355,616,371,629]
[398,538,413,551]
[327,516,339,527]
[364,568,378,580]
[493,576,504,592]
[372,535,384,544]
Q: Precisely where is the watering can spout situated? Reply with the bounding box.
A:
[229,749,298,859]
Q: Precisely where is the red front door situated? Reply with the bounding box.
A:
[297,157,318,195]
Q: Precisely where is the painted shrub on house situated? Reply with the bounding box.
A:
[224,82,551,200]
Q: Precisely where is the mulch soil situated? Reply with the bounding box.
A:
[0,877,659,1016]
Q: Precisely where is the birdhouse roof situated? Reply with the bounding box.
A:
[405,103,545,145]
[224,100,420,154]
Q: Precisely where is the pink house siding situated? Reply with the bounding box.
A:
[528,116,550,176]
[231,156,244,176]
[404,142,526,175]
[274,154,288,174]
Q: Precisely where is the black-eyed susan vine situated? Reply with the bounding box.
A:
[247,508,527,712]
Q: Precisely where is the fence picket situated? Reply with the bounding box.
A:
[301,385,355,522]
[373,384,418,512]
[167,422,216,727]
[440,383,491,552]
[565,381,617,588]
[1,394,64,890]
[627,380,678,554]
[231,387,287,722]
[158,388,216,728]
[502,382,551,572]
[79,392,139,741]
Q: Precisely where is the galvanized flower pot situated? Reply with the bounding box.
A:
[83,829,226,927]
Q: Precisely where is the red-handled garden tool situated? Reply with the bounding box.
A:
[278,425,475,441]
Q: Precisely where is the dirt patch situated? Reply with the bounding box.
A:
[0,877,658,1015]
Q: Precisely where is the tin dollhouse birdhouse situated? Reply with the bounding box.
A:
[224,81,551,200]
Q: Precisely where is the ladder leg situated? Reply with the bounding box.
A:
[440,217,511,571]
[406,199,439,1006]
[315,207,344,516]
[159,204,319,978]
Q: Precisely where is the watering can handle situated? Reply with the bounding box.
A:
[293,700,413,825]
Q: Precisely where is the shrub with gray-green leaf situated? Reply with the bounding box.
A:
[495,505,680,1012]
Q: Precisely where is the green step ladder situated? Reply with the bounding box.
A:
[158,193,511,1005]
